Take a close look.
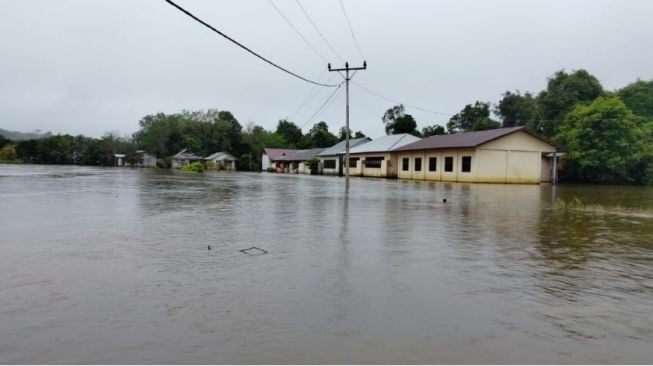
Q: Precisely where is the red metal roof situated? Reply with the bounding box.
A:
[264,148,297,161]
[391,127,554,152]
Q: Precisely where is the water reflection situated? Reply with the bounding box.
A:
[1,165,653,363]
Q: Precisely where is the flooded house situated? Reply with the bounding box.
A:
[276,148,325,174]
[392,126,558,184]
[346,134,422,178]
[317,137,372,176]
[204,151,237,170]
[171,149,203,169]
[262,148,296,172]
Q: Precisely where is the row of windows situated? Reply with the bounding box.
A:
[402,156,472,173]
[323,157,375,169]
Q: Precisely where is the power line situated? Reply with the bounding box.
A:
[266,0,330,63]
[351,80,454,116]
[301,82,345,129]
[289,71,338,120]
[338,0,364,61]
[294,0,345,63]
[163,0,338,87]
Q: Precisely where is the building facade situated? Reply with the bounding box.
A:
[393,127,557,184]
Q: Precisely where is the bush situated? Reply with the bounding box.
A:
[156,157,171,169]
[182,161,204,173]
[266,167,276,173]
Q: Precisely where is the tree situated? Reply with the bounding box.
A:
[556,96,648,184]
[421,125,446,137]
[304,121,337,148]
[0,135,11,149]
[338,127,366,141]
[495,91,537,127]
[447,101,500,133]
[533,69,604,137]
[275,119,303,147]
[382,104,419,135]
[617,79,653,117]
[0,144,17,161]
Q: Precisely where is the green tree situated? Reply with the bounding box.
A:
[337,127,366,141]
[275,119,303,147]
[304,121,338,148]
[421,124,446,137]
[0,135,11,149]
[617,79,653,117]
[556,96,648,184]
[382,104,419,135]
[533,69,604,137]
[0,144,17,161]
[447,101,500,133]
[495,90,537,127]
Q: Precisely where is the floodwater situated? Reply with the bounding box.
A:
[1,164,653,364]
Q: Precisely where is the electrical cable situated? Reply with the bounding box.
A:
[294,0,345,63]
[351,80,454,116]
[300,82,345,129]
[267,0,330,63]
[163,0,338,87]
[338,0,365,61]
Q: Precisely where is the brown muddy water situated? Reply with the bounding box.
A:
[1,164,653,363]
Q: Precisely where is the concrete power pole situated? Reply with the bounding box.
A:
[328,61,367,192]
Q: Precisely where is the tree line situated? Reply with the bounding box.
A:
[2,68,652,184]
[0,109,364,171]
[380,69,653,185]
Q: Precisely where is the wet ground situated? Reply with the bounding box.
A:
[1,164,652,363]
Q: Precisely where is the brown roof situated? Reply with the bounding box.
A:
[264,148,297,161]
[391,127,554,152]
[277,148,325,162]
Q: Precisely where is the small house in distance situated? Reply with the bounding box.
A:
[317,137,372,176]
[391,127,557,184]
[262,148,297,172]
[277,148,325,174]
[204,151,237,170]
[347,134,422,178]
[171,149,203,169]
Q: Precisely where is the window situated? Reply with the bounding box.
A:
[402,158,409,171]
[348,157,359,168]
[429,157,437,172]
[461,156,472,172]
[414,157,422,172]
[323,159,336,169]
[445,156,453,172]
[364,156,384,168]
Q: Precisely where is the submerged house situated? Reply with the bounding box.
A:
[276,148,325,174]
[392,126,558,184]
[114,151,156,168]
[346,134,422,178]
[204,151,237,170]
[171,149,203,169]
[317,137,372,176]
[262,148,297,172]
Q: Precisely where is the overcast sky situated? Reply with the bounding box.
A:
[1,0,652,138]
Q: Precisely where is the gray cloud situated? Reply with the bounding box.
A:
[1,0,652,138]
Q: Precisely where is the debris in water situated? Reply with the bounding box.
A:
[443,198,447,203]
[208,245,211,250]
[239,247,268,256]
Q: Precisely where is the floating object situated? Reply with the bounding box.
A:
[208,245,211,250]
[443,198,447,203]
[239,247,268,256]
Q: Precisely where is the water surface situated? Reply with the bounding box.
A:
[1,164,652,363]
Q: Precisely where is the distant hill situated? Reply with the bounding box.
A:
[0,128,52,141]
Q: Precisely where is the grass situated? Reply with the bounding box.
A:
[555,198,653,218]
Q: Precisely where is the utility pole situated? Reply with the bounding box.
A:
[328,61,367,192]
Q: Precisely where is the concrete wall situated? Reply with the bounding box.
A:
[262,154,272,170]
[397,149,475,182]
[349,152,399,178]
[396,132,556,184]
[319,156,340,175]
